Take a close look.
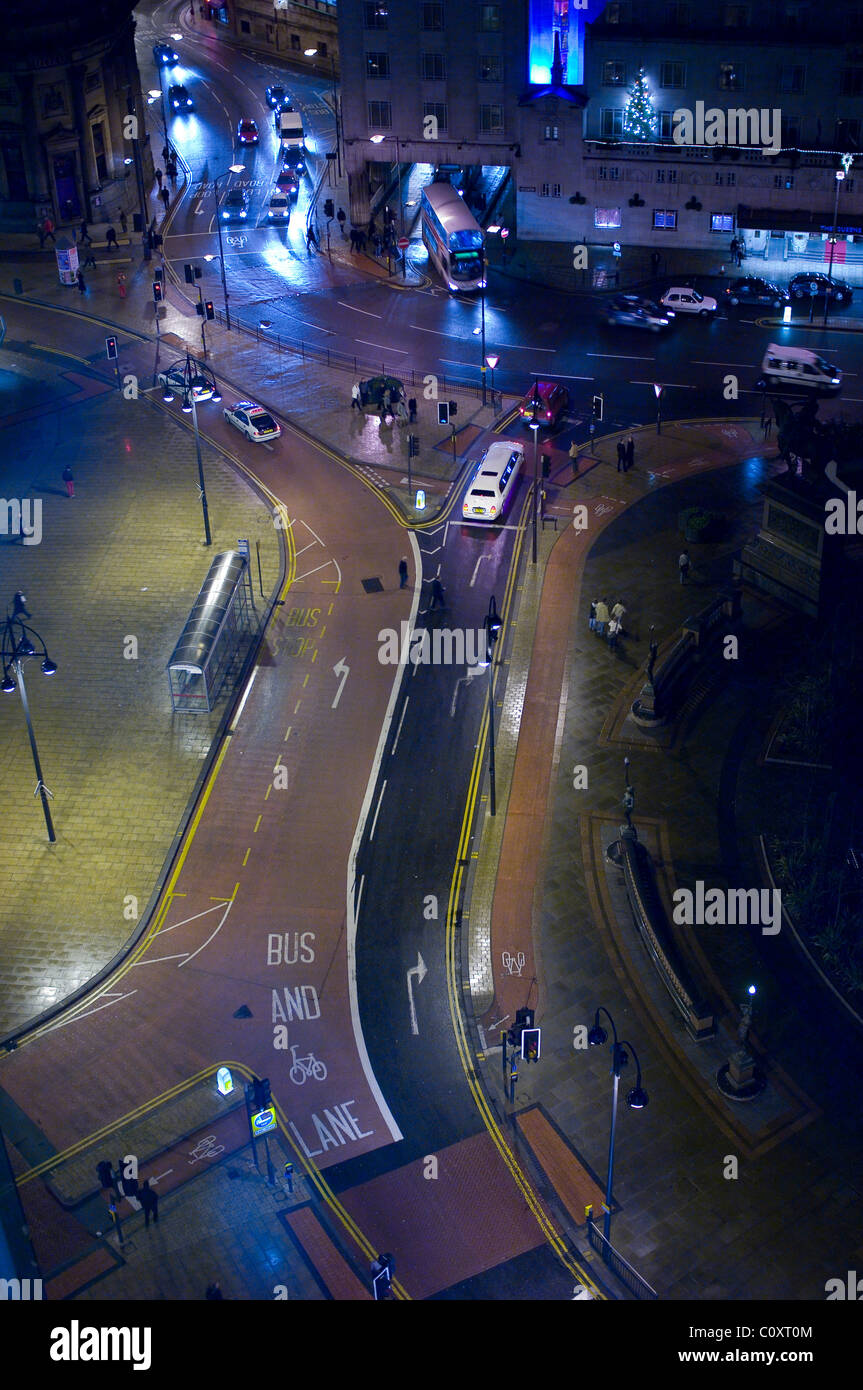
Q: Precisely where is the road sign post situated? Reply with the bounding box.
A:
[397,235,409,280]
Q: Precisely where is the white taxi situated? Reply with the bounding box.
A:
[223,400,282,442]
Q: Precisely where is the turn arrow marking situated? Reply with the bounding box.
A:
[407,952,427,1035]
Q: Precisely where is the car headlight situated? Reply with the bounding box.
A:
[240,211,246,218]
[222,211,229,219]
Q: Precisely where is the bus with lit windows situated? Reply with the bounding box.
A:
[420,181,485,292]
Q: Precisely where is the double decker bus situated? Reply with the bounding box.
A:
[420,181,485,292]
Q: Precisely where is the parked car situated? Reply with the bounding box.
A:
[359,376,405,409]
[223,400,282,441]
[237,118,259,145]
[222,188,249,221]
[723,277,790,309]
[605,294,673,331]
[153,41,179,66]
[265,84,290,109]
[157,365,214,402]
[788,272,853,306]
[517,380,569,425]
[267,191,291,221]
[169,84,193,111]
[660,287,718,316]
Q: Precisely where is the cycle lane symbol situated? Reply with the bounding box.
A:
[289,1045,327,1085]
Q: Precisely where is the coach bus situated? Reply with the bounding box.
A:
[420,181,485,292]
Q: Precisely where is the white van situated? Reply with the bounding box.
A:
[278,109,304,153]
[760,343,842,394]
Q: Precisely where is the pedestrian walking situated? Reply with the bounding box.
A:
[408,397,417,423]
[119,209,128,236]
[398,557,408,589]
[76,269,86,295]
[351,382,361,411]
[358,230,366,253]
[611,601,626,630]
[395,398,408,426]
[625,435,634,471]
[117,272,127,298]
[105,226,118,251]
[430,577,445,610]
[82,247,96,269]
[678,549,691,584]
[763,415,773,439]
[162,142,170,164]
[155,168,163,190]
[62,466,75,497]
[206,1283,223,1300]
[79,219,92,246]
[594,599,609,637]
[336,207,346,237]
[139,1180,159,1227]
[349,228,357,251]
[616,440,626,472]
[119,1172,139,1200]
[43,216,56,244]
[608,617,620,651]
[373,233,383,256]
[383,388,392,415]
[166,156,177,181]
[160,186,170,211]
[589,599,597,632]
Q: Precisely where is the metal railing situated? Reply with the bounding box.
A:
[586,1208,658,1300]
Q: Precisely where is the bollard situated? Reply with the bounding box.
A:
[13,278,23,295]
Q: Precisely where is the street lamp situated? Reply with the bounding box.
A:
[587,1007,648,1243]
[483,596,502,816]
[370,133,405,240]
[485,352,499,410]
[824,154,854,325]
[529,381,542,564]
[305,47,341,177]
[2,592,58,842]
[479,244,488,405]
[161,354,219,545]
[149,80,169,162]
[211,165,245,331]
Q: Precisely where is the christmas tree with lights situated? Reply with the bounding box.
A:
[623,68,656,140]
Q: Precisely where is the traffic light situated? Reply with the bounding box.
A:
[438,402,449,425]
[196,301,203,316]
[448,400,457,418]
[184,263,194,284]
[153,279,163,303]
[324,197,334,219]
[592,394,604,421]
[105,335,118,361]
[204,300,215,321]
[408,434,419,457]
[252,1077,271,1112]
[509,1007,540,1062]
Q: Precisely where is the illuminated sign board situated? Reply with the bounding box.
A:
[528,0,609,88]
[251,1106,277,1136]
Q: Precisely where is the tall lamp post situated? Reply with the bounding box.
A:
[2,592,58,842]
[161,354,220,545]
[587,1007,648,1243]
[485,352,499,411]
[824,154,854,325]
[305,47,341,178]
[484,596,502,816]
[529,381,541,564]
[210,165,245,330]
[148,80,169,162]
[370,133,404,238]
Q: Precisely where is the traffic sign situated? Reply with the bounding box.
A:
[397,236,409,250]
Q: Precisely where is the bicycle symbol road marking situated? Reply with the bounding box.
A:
[289,1045,328,1085]
[187,1134,225,1165]
[501,951,525,976]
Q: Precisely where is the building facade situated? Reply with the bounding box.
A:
[0,0,154,231]
[213,0,337,65]
[337,0,863,259]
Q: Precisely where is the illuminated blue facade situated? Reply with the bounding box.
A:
[528,0,608,87]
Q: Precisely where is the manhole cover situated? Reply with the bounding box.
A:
[362,577,384,593]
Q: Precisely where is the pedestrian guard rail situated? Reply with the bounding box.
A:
[167,550,255,713]
[632,587,742,726]
[585,1207,658,1299]
[614,831,716,1043]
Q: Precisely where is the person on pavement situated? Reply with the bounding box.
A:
[594,599,609,636]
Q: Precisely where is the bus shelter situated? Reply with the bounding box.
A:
[167,550,253,713]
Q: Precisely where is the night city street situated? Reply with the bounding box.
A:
[0,0,862,1366]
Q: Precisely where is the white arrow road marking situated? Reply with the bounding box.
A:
[470,554,489,587]
[407,952,427,1035]
[825,460,849,494]
[332,658,349,708]
[450,664,486,716]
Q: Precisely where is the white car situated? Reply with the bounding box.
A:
[223,400,282,442]
[157,366,214,402]
[267,192,290,221]
[660,287,718,316]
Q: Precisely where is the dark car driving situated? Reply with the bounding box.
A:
[788,273,853,306]
[605,294,673,331]
[723,277,790,308]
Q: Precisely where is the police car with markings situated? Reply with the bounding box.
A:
[223,400,282,442]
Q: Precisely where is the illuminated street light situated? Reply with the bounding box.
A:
[587,1006,648,1243]
[2,593,59,842]
[306,46,341,177]
[212,164,246,330]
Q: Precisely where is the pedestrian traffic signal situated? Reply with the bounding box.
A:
[153,279,163,303]
[324,198,334,219]
[592,394,604,421]
[105,336,118,360]
[438,402,449,425]
[408,434,419,457]
[252,1077,271,1112]
[204,300,215,321]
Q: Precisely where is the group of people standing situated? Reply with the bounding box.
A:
[351,383,417,427]
[589,598,626,651]
[616,436,635,473]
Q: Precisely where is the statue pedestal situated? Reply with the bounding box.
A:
[734,473,838,620]
[716,1048,766,1101]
